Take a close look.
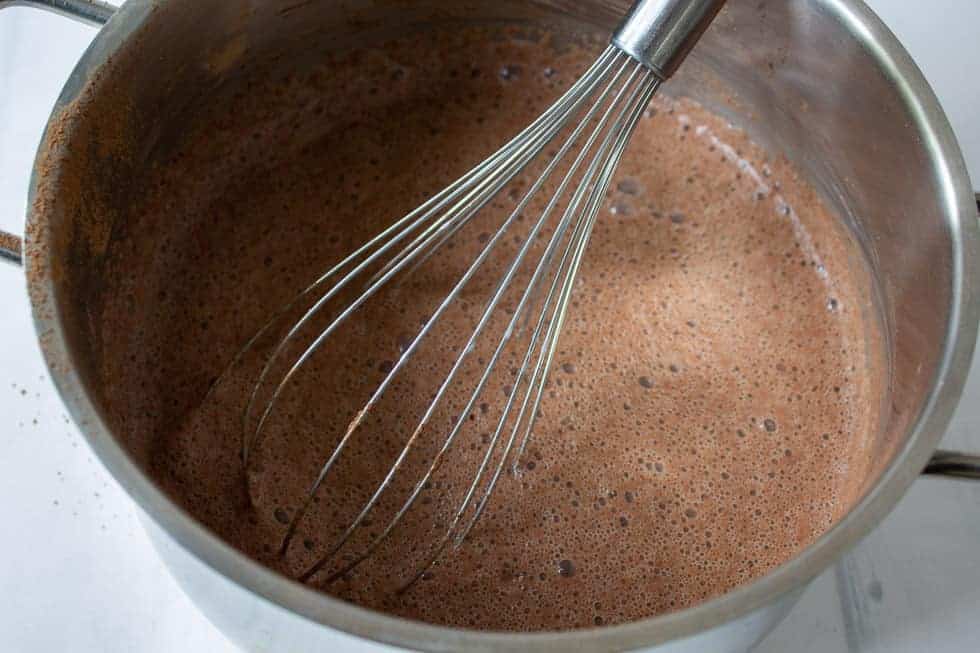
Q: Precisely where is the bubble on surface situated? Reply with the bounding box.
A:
[558,559,576,577]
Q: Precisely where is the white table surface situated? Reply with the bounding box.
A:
[1,2,978,651]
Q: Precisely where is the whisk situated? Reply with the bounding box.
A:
[222,0,725,590]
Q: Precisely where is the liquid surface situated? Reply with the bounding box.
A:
[99,26,883,631]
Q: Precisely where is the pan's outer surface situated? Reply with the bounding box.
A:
[3,0,979,651]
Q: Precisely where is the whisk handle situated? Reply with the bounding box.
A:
[613,0,726,80]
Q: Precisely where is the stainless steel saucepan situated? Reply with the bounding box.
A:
[1,0,978,651]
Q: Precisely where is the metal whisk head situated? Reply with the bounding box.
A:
[212,0,724,591]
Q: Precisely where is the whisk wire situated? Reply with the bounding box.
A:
[460,75,662,548]
[288,50,640,570]
[398,70,660,591]
[311,62,658,586]
[367,46,623,287]
[240,46,621,467]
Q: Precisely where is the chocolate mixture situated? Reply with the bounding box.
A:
[98,26,884,631]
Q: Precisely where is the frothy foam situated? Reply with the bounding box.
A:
[96,25,883,632]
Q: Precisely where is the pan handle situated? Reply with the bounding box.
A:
[0,0,114,26]
[0,0,114,265]
[0,232,21,266]
[926,194,980,482]
[923,451,980,481]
